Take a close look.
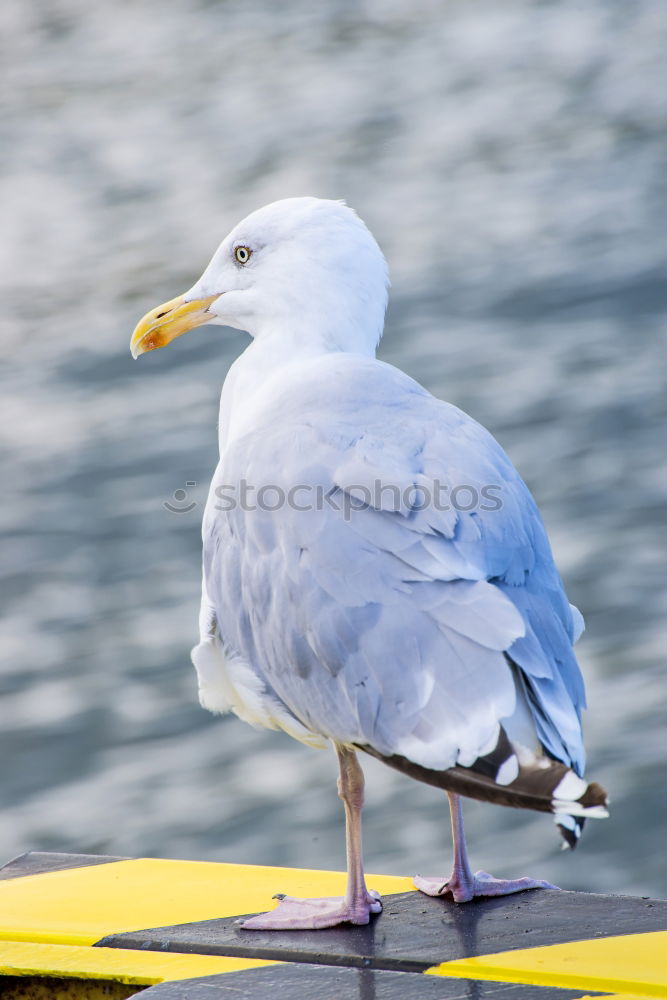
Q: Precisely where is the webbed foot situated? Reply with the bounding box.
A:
[414,870,558,903]
[242,889,382,930]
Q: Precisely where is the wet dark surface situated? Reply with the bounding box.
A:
[0,850,126,880]
[99,888,667,971]
[140,965,604,1000]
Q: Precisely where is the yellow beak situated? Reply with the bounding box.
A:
[130,292,220,358]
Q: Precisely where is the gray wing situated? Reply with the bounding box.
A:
[207,355,586,775]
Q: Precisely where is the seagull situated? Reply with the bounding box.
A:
[130,197,608,930]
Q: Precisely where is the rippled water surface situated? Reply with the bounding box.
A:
[1,0,666,897]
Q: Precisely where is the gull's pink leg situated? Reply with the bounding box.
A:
[414,792,558,902]
[242,745,382,930]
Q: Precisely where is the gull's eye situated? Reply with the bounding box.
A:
[234,246,252,264]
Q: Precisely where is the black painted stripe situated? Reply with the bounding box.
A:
[96,887,667,974]
[139,963,607,1000]
[0,851,128,880]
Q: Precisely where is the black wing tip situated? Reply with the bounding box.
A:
[557,815,585,849]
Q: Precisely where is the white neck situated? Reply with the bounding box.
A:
[217,326,376,451]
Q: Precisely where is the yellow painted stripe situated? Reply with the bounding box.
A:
[0,858,412,946]
[425,930,667,997]
[0,940,275,985]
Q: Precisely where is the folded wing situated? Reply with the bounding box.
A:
[205,355,606,840]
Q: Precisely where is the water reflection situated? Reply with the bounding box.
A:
[1,0,665,898]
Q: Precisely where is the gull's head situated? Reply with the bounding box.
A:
[131,197,389,360]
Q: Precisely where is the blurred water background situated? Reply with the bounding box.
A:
[1,0,666,898]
